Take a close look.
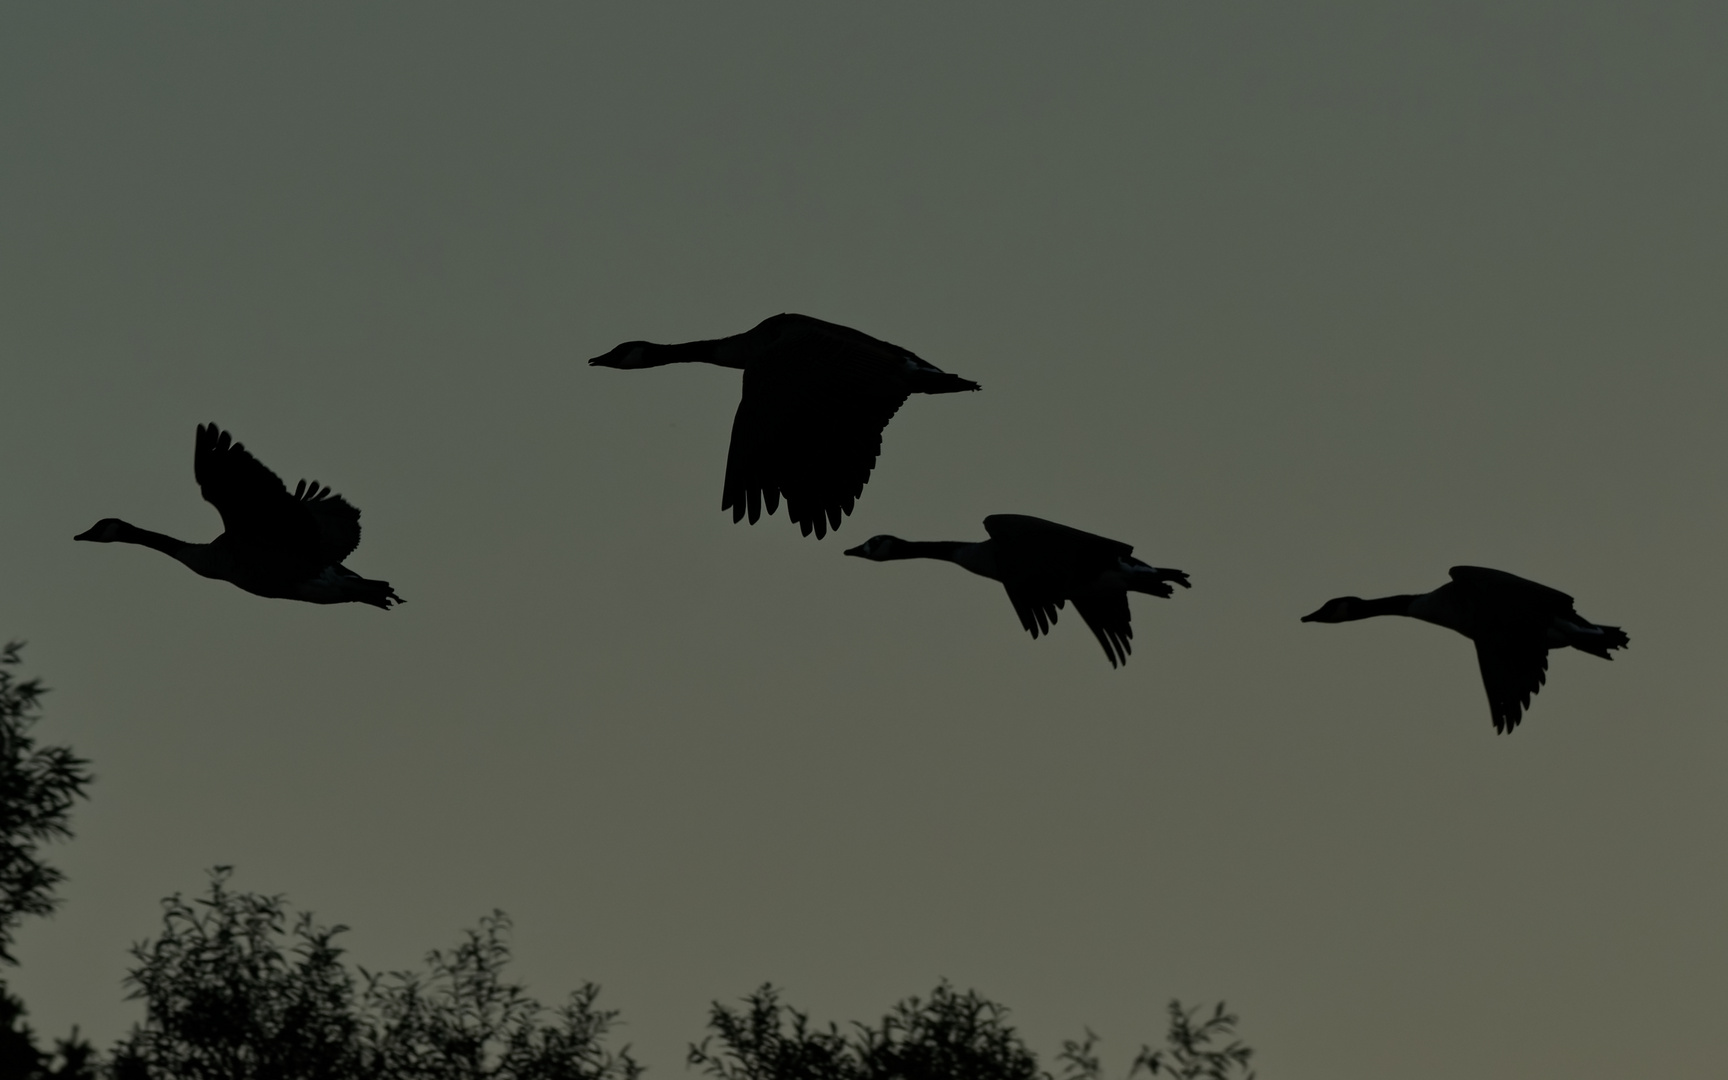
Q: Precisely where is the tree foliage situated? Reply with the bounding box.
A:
[0,642,99,1078]
[2,982,100,1080]
[115,870,641,1080]
[0,641,94,964]
[691,983,1255,1080]
[690,982,1042,1080]
[113,869,362,1080]
[1135,1000,1256,1080]
[360,911,641,1080]
[0,639,1261,1080]
[1059,1001,1256,1080]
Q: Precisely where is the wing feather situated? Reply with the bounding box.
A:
[1073,589,1134,668]
[195,423,292,535]
[1473,638,1550,734]
[984,515,1155,665]
[1001,584,1064,640]
[293,479,363,564]
[193,424,363,567]
[721,328,913,539]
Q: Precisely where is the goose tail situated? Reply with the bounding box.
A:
[910,370,981,395]
[351,578,405,610]
[1569,621,1629,659]
[299,565,405,609]
[1127,565,1191,599]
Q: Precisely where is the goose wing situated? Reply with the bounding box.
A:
[983,515,1134,579]
[984,515,1134,646]
[999,582,1065,641]
[293,480,363,563]
[195,425,308,550]
[1072,588,1134,668]
[984,514,1133,556]
[1472,637,1550,733]
[1449,566,1575,613]
[721,318,921,539]
[194,424,360,566]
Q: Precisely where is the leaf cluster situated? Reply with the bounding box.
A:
[690,982,1043,1080]
[1060,1002,1255,1080]
[113,869,640,1080]
[0,641,94,965]
[360,911,641,1080]
[1,981,100,1080]
[692,984,1255,1080]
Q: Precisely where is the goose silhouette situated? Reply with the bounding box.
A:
[845,514,1189,667]
[1302,565,1626,732]
[75,423,402,609]
[591,313,979,538]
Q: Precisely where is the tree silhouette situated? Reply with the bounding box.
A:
[360,911,640,1080]
[0,639,1259,1080]
[691,983,1255,1080]
[690,982,1040,1080]
[113,869,363,1080]
[1059,1001,1256,1080]
[1,984,100,1080]
[0,641,93,964]
[0,642,99,1079]
[114,869,641,1080]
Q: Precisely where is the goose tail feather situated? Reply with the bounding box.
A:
[1572,622,1629,658]
[297,566,404,609]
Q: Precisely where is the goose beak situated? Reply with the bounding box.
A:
[842,543,867,557]
[1299,607,1324,622]
[73,526,101,541]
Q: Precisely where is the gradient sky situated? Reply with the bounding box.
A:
[4,5,1726,1078]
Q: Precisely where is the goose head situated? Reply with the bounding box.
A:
[74,518,129,543]
[1301,596,1363,623]
[843,535,905,560]
[588,341,655,369]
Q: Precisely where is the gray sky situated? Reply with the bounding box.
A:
[4,5,1726,1077]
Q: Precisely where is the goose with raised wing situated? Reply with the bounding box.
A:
[1301,566,1626,732]
[590,313,980,539]
[844,514,1190,667]
[75,423,402,609]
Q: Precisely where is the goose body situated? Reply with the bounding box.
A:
[844,514,1190,667]
[1301,565,1626,732]
[590,313,980,539]
[75,424,402,609]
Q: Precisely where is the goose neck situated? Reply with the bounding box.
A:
[113,523,193,557]
[894,540,998,580]
[654,339,745,370]
[1358,594,1422,619]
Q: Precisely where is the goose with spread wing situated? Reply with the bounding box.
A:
[844,514,1190,667]
[590,313,980,539]
[75,423,402,608]
[1301,566,1626,732]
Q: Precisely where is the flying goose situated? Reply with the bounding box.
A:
[75,423,402,609]
[1301,565,1627,732]
[844,514,1190,667]
[590,313,980,539]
